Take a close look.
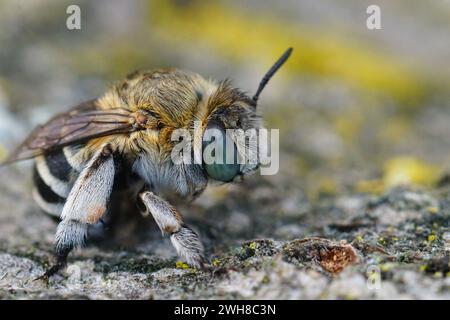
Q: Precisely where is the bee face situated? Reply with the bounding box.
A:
[201,84,262,182]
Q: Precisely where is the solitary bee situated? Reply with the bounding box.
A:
[3,48,292,279]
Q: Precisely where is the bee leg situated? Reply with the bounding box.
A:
[139,191,207,270]
[34,246,72,283]
[36,144,115,280]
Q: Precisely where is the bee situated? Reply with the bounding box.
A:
[2,48,292,280]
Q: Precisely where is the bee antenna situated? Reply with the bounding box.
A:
[252,47,293,104]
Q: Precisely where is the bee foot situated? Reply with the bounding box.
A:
[34,256,68,283]
[33,273,49,284]
[34,267,57,283]
[170,226,207,271]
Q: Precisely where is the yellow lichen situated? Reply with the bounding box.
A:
[175,260,190,269]
[427,207,439,214]
[380,263,395,272]
[262,275,270,284]
[383,157,442,188]
[355,179,384,195]
[248,242,258,250]
[318,177,338,195]
[212,259,221,267]
[377,237,386,246]
[357,158,442,194]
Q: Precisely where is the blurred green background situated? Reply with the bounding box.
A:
[1,0,450,200]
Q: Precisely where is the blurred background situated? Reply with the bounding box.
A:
[0,0,450,201]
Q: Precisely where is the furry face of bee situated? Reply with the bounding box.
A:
[3,48,292,279]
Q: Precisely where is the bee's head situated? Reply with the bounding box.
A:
[200,48,292,183]
[201,83,261,182]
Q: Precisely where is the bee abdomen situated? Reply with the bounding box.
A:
[32,166,66,219]
[44,150,73,182]
[32,149,81,219]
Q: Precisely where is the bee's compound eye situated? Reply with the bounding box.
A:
[202,121,240,182]
[204,157,240,182]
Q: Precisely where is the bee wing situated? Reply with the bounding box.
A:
[3,100,136,164]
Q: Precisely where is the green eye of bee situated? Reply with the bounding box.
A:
[202,121,240,182]
[204,153,240,182]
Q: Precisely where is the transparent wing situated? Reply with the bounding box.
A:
[3,100,136,164]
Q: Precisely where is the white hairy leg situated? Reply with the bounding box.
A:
[139,191,207,269]
[37,144,115,280]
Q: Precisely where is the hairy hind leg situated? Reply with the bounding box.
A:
[36,144,115,281]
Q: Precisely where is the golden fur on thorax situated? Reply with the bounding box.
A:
[87,68,258,160]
